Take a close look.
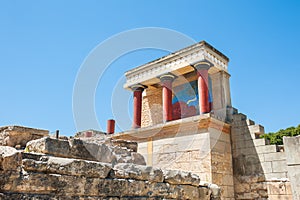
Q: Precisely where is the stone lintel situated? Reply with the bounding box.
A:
[124,41,229,89]
[112,115,231,143]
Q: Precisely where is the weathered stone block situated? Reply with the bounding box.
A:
[250,182,267,191]
[0,146,22,171]
[248,124,265,134]
[2,172,59,193]
[181,185,201,199]
[264,172,288,180]
[256,145,277,154]
[253,138,267,146]
[272,160,287,173]
[263,152,286,162]
[209,130,230,143]
[163,169,200,186]
[283,135,300,165]
[111,140,138,152]
[26,137,70,157]
[22,156,112,178]
[176,151,190,162]
[261,161,273,173]
[234,182,250,193]
[211,140,230,153]
[113,163,163,182]
[156,152,176,164]
[267,181,292,195]
[222,185,234,198]
[25,137,146,166]
[221,174,234,186]
[0,125,48,148]
[268,194,293,200]
[285,165,300,199]
[236,192,259,199]
[234,140,255,149]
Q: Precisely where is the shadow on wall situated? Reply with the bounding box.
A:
[231,113,267,199]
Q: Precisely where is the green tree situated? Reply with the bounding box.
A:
[260,124,300,145]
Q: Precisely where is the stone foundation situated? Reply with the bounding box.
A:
[114,114,234,199]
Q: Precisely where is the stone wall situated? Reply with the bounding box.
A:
[138,133,212,182]
[231,111,293,199]
[141,87,163,127]
[114,115,234,200]
[284,135,300,200]
[0,145,219,200]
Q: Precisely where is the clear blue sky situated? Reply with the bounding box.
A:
[1,1,299,136]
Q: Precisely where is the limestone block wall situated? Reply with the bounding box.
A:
[141,87,163,127]
[209,128,235,199]
[284,135,300,200]
[231,111,293,199]
[210,71,232,121]
[137,125,234,200]
[138,133,212,182]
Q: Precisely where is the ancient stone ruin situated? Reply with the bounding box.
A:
[0,129,219,199]
[1,41,300,199]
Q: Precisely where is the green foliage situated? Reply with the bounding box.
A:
[260,124,300,145]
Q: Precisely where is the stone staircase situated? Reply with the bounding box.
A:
[230,108,292,199]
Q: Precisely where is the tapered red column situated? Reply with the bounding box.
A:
[160,74,176,122]
[194,62,212,114]
[132,86,144,128]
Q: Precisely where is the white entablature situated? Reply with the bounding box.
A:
[124,41,229,89]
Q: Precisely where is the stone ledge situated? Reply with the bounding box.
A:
[25,137,146,166]
[22,157,112,178]
[0,125,49,148]
[113,115,230,143]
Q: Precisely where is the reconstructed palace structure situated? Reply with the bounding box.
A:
[0,41,299,200]
[113,41,300,199]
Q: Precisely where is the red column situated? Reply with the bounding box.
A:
[107,119,115,134]
[198,69,210,113]
[160,74,175,122]
[195,62,211,114]
[132,87,144,128]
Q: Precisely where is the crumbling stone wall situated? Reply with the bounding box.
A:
[0,132,221,200]
[0,148,215,199]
